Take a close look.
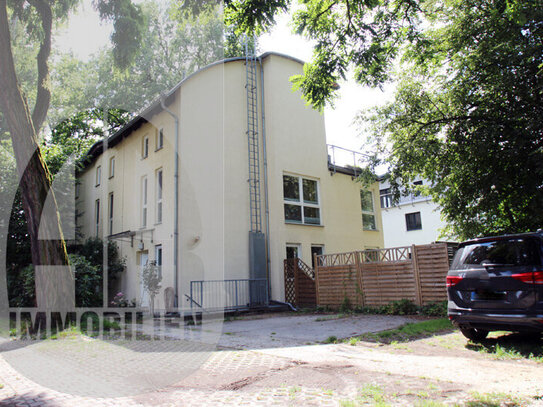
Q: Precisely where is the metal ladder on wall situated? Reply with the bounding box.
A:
[245,41,262,233]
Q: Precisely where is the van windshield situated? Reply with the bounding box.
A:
[452,238,541,270]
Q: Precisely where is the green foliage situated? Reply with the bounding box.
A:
[339,296,352,313]
[226,0,424,110]
[420,301,447,317]
[356,318,453,344]
[365,0,543,239]
[355,299,420,316]
[8,237,125,307]
[324,335,338,344]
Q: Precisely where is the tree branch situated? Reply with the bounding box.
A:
[27,0,52,134]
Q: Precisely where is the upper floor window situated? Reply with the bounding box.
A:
[406,212,422,231]
[109,156,115,178]
[380,188,393,208]
[95,166,101,187]
[108,193,114,235]
[361,190,377,230]
[156,168,163,224]
[283,175,321,225]
[157,128,164,150]
[94,199,100,236]
[142,136,149,159]
[141,176,148,228]
[155,244,163,279]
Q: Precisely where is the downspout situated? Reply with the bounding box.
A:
[160,94,180,308]
[259,57,272,302]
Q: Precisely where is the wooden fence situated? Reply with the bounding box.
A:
[283,258,317,307]
[314,244,450,308]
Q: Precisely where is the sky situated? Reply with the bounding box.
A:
[54,0,394,160]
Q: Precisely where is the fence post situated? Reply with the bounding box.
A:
[313,253,319,306]
[355,251,364,306]
[412,245,423,306]
[294,260,300,307]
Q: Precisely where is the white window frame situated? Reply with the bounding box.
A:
[361,189,377,231]
[156,168,163,224]
[283,174,321,225]
[155,244,163,279]
[94,199,100,236]
[108,192,114,235]
[286,243,302,259]
[141,176,148,228]
[405,211,422,231]
[157,128,164,151]
[95,166,101,187]
[142,135,149,158]
[109,156,115,178]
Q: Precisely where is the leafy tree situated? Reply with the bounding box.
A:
[0,0,144,309]
[224,0,423,109]
[364,0,543,239]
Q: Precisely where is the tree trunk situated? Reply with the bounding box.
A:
[0,1,74,311]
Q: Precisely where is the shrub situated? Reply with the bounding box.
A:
[420,300,448,317]
[339,296,352,313]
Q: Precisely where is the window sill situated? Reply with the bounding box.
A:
[95,184,100,188]
[108,176,114,180]
[407,229,423,232]
[363,228,380,232]
[155,147,163,152]
[285,221,324,227]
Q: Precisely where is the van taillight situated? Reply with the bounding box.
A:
[446,276,463,287]
[512,271,543,284]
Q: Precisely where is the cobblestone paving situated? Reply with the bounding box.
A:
[0,349,359,407]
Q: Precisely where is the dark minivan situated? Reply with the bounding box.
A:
[447,231,543,340]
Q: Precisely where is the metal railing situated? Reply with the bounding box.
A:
[327,144,370,176]
[188,279,268,311]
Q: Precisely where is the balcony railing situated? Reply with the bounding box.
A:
[327,144,370,176]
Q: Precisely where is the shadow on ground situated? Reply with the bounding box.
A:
[465,332,543,360]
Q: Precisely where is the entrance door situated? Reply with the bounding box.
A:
[286,244,301,260]
[140,251,149,307]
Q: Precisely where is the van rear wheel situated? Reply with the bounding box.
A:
[460,327,488,341]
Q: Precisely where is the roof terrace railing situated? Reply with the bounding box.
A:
[327,144,370,177]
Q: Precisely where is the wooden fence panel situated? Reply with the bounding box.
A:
[360,261,417,306]
[315,265,362,308]
[413,244,450,304]
[314,243,450,308]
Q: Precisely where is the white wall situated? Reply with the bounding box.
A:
[380,179,449,248]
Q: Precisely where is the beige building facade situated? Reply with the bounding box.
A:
[76,53,384,311]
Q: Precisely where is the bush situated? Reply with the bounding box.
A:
[383,299,419,315]
[339,296,352,313]
[420,300,448,317]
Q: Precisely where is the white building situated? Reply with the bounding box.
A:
[379,178,450,248]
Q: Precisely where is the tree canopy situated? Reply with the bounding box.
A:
[364,0,543,239]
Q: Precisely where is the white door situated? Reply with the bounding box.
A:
[140,252,149,307]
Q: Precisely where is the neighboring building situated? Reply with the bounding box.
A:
[76,52,384,311]
[379,178,449,248]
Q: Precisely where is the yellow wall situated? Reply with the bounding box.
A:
[77,53,383,309]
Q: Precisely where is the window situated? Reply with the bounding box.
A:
[380,188,393,208]
[109,156,115,178]
[283,175,321,225]
[75,182,80,200]
[142,136,149,158]
[311,245,324,268]
[155,244,163,278]
[108,193,114,235]
[141,176,148,228]
[413,180,423,197]
[156,168,163,224]
[95,166,101,186]
[157,128,164,150]
[94,199,100,236]
[361,190,377,230]
[405,212,422,231]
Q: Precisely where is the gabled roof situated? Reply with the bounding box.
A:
[80,52,305,170]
